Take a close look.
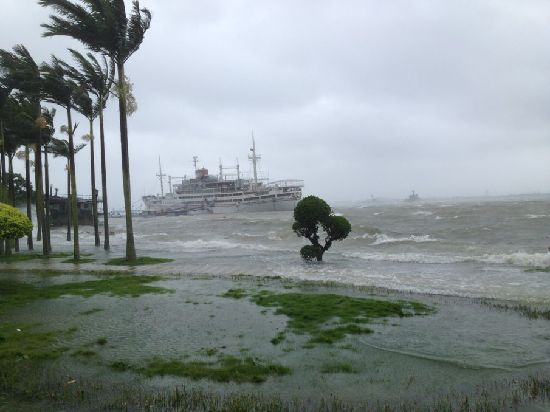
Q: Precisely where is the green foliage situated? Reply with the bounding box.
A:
[300,245,323,261]
[221,288,248,299]
[251,291,433,346]
[0,252,70,262]
[292,196,351,261]
[0,202,32,240]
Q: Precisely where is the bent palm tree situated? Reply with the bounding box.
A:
[65,50,114,250]
[40,0,152,261]
[0,45,49,253]
[41,56,83,260]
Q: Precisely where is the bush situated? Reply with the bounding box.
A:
[292,196,351,262]
[0,203,33,240]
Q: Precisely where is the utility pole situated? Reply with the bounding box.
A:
[193,156,199,171]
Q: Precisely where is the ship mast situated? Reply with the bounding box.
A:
[248,132,261,188]
[157,157,166,197]
[193,156,199,171]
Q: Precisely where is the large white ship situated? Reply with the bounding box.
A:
[142,139,303,216]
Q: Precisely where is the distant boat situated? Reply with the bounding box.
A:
[405,190,420,202]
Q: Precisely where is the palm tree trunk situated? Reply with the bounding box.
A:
[117,61,136,261]
[0,122,6,256]
[25,146,33,250]
[8,155,19,253]
[66,165,71,242]
[44,144,52,252]
[99,103,110,251]
[35,126,48,255]
[67,107,80,260]
[89,118,100,247]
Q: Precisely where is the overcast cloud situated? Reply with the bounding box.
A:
[2,0,550,208]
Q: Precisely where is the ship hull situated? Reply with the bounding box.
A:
[142,197,298,216]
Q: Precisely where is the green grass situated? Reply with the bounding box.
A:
[0,276,172,314]
[71,349,96,358]
[78,308,104,316]
[0,267,134,277]
[61,258,96,264]
[0,323,70,361]
[105,256,174,267]
[320,362,358,374]
[221,288,248,299]
[0,252,72,263]
[526,266,550,273]
[140,354,290,383]
[270,331,286,345]
[248,291,433,345]
[95,337,107,346]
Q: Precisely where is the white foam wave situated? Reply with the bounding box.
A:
[370,234,438,245]
[165,239,291,252]
[343,251,467,264]
[526,214,549,219]
[344,250,550,267]
[412,211,433,216]
[481,252,550,267]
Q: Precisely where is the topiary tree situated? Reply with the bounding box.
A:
[0,202,33,255]
[292,196,351,262]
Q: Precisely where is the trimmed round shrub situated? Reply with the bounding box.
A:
[0,203,33,240]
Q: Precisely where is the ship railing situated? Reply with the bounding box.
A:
[267,180,304,188]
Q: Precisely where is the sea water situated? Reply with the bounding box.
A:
[55,195,550,303]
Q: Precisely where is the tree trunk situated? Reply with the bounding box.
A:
[0,122,6,256]
[89,118,100,247]
[117,61,136,261]
[66,166,71,242]
[35,126,48,254]
[67,107,80,260]
[8,155,19,252]
[25,146,33,250]
[99,103,110,251]
[44,144,52,252]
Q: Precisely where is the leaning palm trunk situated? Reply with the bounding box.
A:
[0,123,5,255]
[25,146,33,250]
[89,119,100,247]
[66,108,79,260]
[66,164,71,242]
[44,144,52,252]
[117,62,136,261]
[8,155,19,253]
[98,101,110,250]
[34,127,48,254]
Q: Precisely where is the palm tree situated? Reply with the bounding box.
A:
[72,90,100,247]
[2,95,38,254]
[64,50,114,250]
[40,0,152,261]
[49,137,85,241]
[41,56,83,260]
[0,46,48,253]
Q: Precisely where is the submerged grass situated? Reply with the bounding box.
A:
[0,267,134,277]
[245,291,433,345]
[0,323,71,361]
[0,276,171,314]
[141,354,291,383]
[105,256,174,267]
[320,362,358,374]
[61,258,96,264]
[525,266,550,273]
[0,252,72,263]
[221,288,248,299]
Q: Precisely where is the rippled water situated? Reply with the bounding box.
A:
[50,195,550,302]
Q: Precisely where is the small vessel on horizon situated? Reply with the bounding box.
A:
[405,190,420,202]
[142,138,304,216]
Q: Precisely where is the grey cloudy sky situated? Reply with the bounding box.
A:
[3,0,550,208]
